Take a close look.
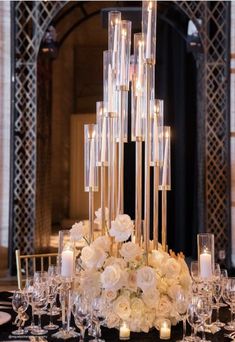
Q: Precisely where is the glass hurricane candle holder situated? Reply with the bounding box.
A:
[84,124,98,192]
[58,230,75,279]
[96,101,108,166]
[142,0,157,63]
[150,99,164,166]
[197,233,215,280]
[103,50,117,114]
[159,319,171,340]
[117,20,132,88]
[159,126,171,191]
[119,321,130,340]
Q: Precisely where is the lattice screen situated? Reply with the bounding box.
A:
[10,1,230,272]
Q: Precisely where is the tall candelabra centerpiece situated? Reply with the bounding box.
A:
[59,0,192,334]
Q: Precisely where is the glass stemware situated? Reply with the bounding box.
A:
[12,291,28,336]
[175,290,189,342]
[31,284,48,335]
[44,267,59,331]
[90,296,106,342]
[187,300,201,342]
[212,266,224,327]
[73,295,90,342]
[195,294,212,342]
[219,269,228,307]
[224,277,235,331]
[24,277,36,331]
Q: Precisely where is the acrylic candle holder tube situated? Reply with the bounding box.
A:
[197,233,215,280]
[58,230,75,279]
[108,11,121,70]
[159,126,171,191]
[150,99,164,166]
[142,0,157,63]
[103,50,117,115]
[96,101,108,166]
[84,124,99,192]
[159,319,171,340]
[116,20,132,88]
[119,321,130,340]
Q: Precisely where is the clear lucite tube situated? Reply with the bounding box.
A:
[150,99,164,166]
[131,33,145,141]
[84,124,98,192]
[96,101,108,166]
[108,11,121,70]
[197,233,215,280]
[116,90,128,143]
[117,20,132,88]
[159,126,171,191]
[142,0,157,63]
[103,50,117,114]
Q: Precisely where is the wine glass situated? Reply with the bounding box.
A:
[223,278,235,331]
[44,268,59,331]
[195,294,212,342]
[12,291,28,335]
[224,277,235,331]
[212,265,224,327]
[191,261,199,283]
[73,295,90,341]
[187,300,201,342]
[24,277,36,331]
[90,296,106,342]
[219,269,228,307]
[31,284,48,335]
[175,290,189,342]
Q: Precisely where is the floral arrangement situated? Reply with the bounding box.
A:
[70,211,191,333]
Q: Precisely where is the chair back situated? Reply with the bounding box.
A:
[15,249,58,290]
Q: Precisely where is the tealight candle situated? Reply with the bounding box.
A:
[119,321,130,340]
[160,319,171,340]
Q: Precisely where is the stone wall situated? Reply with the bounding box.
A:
[0,1,10,268]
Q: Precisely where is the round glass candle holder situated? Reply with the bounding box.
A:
[159,319,171,340]
[119,321,130,340]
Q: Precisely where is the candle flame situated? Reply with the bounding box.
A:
[165,130,170,139]
[148,1,152,11]
[122,29,127,37]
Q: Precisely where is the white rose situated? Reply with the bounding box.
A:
[93,236,111,252]
[149,249,169,270]
[142,289,160,309]
[81,245,107,269]
[168,284,182,300]
[101,264,126,291]
[70,221,87,241]
[79,269,101,298]
[103,289,117,302]
[104,257,127,269]
[113,295,131,320]
[119,242,142,262]
[106,312,120,328]
[94,207,109,227]
[136,266,157,293]
[155,295,172,318]
[163,258,181,279]
[109,214,134,242]
[179,271,192,291]
[130,297,144,319]
[156,274,168,294]
[127,270,137,292]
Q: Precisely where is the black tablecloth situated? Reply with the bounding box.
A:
[0,291,232,341]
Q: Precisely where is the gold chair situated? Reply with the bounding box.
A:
[15,249,58,290]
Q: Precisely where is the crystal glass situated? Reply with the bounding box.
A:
[224,277,235,331]
[212,264,224,327]
[197,233,214,280]
[31,282,48,335]
[195,293,213,342]
[90,296,106,342]
[219,269,228,307]
[72,295,90,342]
[187,300,201,342]
[175,290,189,341]
[12,291,28,335]
[223,277,235,331]
[44,266,59,330]
[24,277,36,331]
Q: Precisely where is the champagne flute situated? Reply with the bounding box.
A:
[212,266,224,327]
[219,268,228,307]
[187,300,201,342]
[44,270,59,330]
[24,277,36,331]
[90,296,106,342]
[73,295,90,342]
[12,291,28,336]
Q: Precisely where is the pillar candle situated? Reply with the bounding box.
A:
[200,250,212,278]
[61,249,74,277]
